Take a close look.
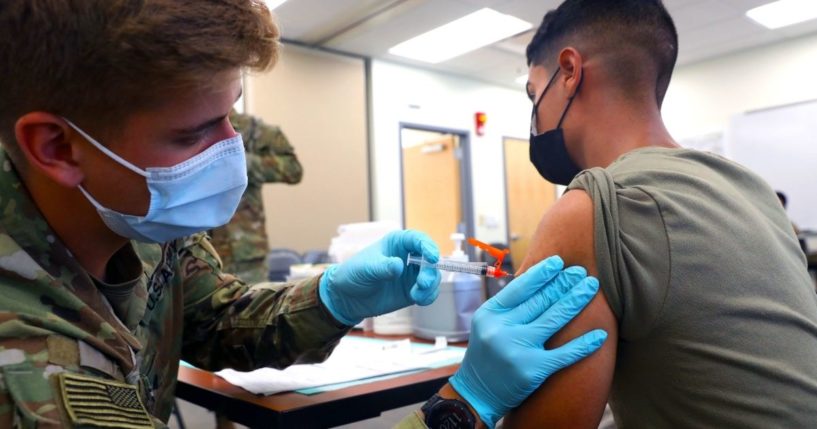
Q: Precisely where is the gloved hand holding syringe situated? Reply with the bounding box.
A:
[407,237,512,279]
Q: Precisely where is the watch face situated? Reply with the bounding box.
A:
[426,399,475,429]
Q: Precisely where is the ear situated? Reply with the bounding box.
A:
[14,112,85,187]
[557,47,584,98]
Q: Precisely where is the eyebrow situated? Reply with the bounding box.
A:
[173,88,243,135]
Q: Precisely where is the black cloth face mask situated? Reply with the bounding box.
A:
[529,68,583,186]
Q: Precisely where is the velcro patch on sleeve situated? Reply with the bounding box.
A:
[56,372,154,428]
[47,335,79,368]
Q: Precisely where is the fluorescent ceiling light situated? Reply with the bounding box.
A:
[516,74,529,85]
[388,8,532,64]
[265,0,288,10]
[746,0,817,29]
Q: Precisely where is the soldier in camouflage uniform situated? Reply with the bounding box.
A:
[0,1,605,428]
[209,111,303,284]
[0,159,347,426]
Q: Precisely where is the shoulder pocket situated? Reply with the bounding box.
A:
[2,361,62,428]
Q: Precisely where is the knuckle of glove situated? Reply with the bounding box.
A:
[474,319,503,345]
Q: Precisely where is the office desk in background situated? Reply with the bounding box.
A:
[175,332,462,428]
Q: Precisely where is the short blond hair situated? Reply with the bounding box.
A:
[0,0,279,162]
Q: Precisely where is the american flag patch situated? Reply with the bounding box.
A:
[57,372,153,428]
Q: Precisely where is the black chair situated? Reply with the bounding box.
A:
[266,249,302,282]
[302,249,332,265]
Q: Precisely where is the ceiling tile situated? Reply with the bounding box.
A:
[325,0,481,55]
[663,0,708,12]
[490,0,564,19]
[273,0,387,41]
[678,29,780,65]
[442,44,526,73]
[720,0,773,13]
[680,16,768,52]
[776,18,817,39]
[670,0,744,31]
[452,0,517,7]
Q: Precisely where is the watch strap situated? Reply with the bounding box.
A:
[422,394,477,429]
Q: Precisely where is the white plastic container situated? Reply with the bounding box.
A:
[373,308,414,335]
[327,221,410,333]
[411,233,484,341]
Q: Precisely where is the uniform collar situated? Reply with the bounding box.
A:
[0,151,143,372]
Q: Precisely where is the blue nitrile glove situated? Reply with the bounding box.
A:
[318,230,442,326]
[449,256,608,428]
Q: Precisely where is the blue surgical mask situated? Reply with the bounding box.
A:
[65,119,248,243]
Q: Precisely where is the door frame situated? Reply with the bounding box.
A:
[502,135,533,266]
[398,122,476,260]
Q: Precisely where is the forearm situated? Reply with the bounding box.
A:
[504,191,616,428]
[178,233,350,370]
[502,292,616,429]
[182,275,350,371]
[402,251,610,429]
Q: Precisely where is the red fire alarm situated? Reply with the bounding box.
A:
[475,112,487,136]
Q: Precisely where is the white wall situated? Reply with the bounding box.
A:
[663,32,817,142]
[662,32,817,230]
[370,61,531,246]
[248,45,369,253]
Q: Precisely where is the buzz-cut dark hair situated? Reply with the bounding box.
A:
[526,0,678,106]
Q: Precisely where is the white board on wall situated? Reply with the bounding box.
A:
[726,100,817,231]
[678,132,724,155]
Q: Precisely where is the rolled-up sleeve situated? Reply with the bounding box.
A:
[568,168,671,340]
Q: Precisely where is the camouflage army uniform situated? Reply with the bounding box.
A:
[0,150,349,427]
[209,112,303,284]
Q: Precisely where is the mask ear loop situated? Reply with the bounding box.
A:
[555,68,584,129]
[62,118,149,178]
[531,69,562,135]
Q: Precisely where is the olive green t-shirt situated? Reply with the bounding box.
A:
[568,147,817,428]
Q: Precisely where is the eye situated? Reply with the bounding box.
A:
[174,123,222,146]
[174,132,205,146]
[525,83,535,102]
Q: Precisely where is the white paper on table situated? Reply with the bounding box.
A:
[215,336,465,395]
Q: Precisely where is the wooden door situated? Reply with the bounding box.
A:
[402,134,462,256]
[504,137,556,269]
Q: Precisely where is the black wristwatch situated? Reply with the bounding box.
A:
[421,394,477,429]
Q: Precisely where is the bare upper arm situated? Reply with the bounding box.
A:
[503,189,619,429]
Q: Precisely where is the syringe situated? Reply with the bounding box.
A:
[407,254,511,278]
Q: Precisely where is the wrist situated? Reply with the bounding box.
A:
[436,384,487,429]
[317,267,360,327]
[448,374,500,428]
[418,383,487,429]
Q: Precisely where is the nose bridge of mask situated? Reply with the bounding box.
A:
[144,135,243,183]
[62,118,149,178]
